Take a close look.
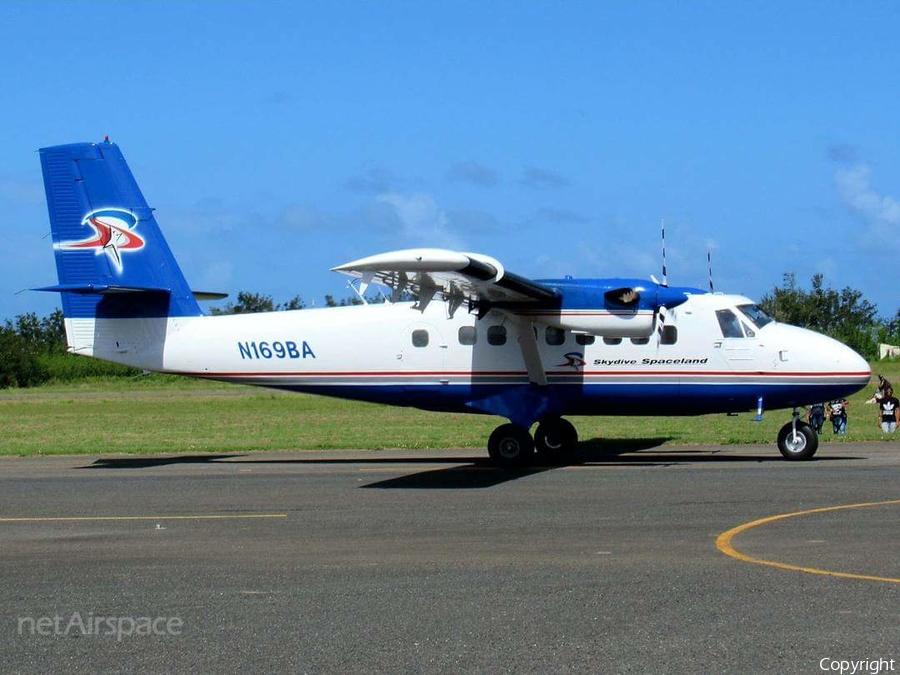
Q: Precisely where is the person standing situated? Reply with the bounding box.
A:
[827,398,850,436]
[878,387,899,434]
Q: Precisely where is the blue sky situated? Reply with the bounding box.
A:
[3,1,899,319]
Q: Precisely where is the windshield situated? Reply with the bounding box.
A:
[737,304,775,329]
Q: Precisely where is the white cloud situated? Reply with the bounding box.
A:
[834,163,900,247]
[375,192,460,248]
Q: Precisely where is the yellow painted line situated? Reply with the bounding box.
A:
[716,499,900,584]
[0,514,287,523]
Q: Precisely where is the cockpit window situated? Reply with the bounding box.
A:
[716,309,745,338]
[737,304,774,329]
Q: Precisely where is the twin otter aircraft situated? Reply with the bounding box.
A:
[36,140,871,465]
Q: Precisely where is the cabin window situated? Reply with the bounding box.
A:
[716,309,745,338]
[458,326,477,346]
[575,334,595,346]
[631,337,650,345]
[603,337,622,345]
[487,325,507,346]
[660,325,678,345]
[412,329,429,348]
[545,327,565,346]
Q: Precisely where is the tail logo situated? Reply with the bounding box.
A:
[58,209,145,273]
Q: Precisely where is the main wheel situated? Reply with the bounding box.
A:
[534,418,578,464]
[777,421,819,460]
[488,424,535,467]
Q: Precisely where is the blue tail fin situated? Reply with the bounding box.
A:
[37,140,202,319]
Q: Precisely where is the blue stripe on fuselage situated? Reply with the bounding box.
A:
[239,381,862,417]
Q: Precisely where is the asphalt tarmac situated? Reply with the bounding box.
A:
[1,441,898,673]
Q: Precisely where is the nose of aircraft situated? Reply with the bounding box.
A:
[775,324,871,395]
[835,340,872,379]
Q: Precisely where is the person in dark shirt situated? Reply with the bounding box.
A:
[807,403,826,434]
[878,387,899,434]
[827,398,850,435]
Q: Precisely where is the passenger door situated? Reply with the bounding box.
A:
[713,308,755,366]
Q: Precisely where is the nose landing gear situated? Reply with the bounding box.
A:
[777,408,819,460]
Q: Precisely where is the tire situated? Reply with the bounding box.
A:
[777,421,819,460]
[534,418,578,464]
[488,424,535,467]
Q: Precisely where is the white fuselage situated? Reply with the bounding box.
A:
[65,292,871,417]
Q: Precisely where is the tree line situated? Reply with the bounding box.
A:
[1,277,897,388]
[758,273,899,359]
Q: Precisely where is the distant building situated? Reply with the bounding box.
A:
[879,343,900,360]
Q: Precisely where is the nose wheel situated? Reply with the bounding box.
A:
[777,409,819,460]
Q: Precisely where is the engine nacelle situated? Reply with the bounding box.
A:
[522,278,693,338]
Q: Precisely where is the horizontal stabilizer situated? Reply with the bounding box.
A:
[33,284,227,302]
[193,291,229,301]
[33,283,169,294]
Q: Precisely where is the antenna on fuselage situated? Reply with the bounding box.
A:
[655,218,671,343]
[707,246,715,293]
[660,218,668,287]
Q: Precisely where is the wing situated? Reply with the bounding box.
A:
[332,248,559,315]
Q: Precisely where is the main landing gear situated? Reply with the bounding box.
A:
[487,418,579,467]
[776,408,819,460]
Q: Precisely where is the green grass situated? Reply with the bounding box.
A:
[1,362,897,457]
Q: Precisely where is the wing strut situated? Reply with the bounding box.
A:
[510,315,548,387]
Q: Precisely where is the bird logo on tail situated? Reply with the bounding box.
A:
[57,209,145,273]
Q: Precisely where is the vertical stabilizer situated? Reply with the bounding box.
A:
[38,140,202,319]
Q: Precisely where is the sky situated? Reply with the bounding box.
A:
[3,1,899,320]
